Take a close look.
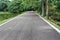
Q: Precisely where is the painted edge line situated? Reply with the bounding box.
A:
[36,13,60,34]
[0,15,19,26]
[0,13,26,26]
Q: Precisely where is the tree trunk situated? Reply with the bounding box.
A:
[42,2,45,16]
[46,0,49,19]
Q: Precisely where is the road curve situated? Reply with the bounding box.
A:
[0,11,60,40]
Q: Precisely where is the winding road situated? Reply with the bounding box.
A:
[0,11,60,40]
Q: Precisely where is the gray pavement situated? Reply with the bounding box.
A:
[0,11,60,40]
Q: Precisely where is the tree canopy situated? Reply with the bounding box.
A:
[0,0,60,21]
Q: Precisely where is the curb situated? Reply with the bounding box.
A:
[0,13,26,26]
[36,13,60,34]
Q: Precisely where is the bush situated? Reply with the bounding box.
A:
[0,12,19,21]
[8,0,40,13]
[9,2,21,13]
[50,12,60,21]
[0,2,8,11]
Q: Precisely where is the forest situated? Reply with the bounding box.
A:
[0,0,60,29]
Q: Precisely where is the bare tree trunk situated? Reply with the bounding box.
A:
[46,0,49,19]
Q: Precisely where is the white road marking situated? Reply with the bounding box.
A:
[36,13,60,34]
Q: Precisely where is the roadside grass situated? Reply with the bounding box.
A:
[0,12,27,24]
[0,19,10,24]
[35,12,60,30]
[0,12,20,24]
[0,12,11,14]
[44,17,60,30]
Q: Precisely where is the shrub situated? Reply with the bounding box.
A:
[0,2,7,11]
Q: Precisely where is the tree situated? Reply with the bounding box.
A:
[41,0,45,16]
[46,0,49,18]
[9,0,23,13]
[0,2,7,11]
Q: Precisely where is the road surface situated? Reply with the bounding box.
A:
[0,11,60,40]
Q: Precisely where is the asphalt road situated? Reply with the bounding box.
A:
[0,11,60,40]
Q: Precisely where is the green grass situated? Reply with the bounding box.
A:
[44,17,60,30]
[35,12,60,30]
[0,12,20,24]
[0,12,11,14]
[0,19,10,24]
[0,12,27,24]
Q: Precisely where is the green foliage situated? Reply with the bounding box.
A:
[48,0,60,22]
[9,0,23,13]
[0,12,19,21]
[50,12,60,21]
[8,0,42,13]
[0,2,7,11]
[0,0,60,22]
